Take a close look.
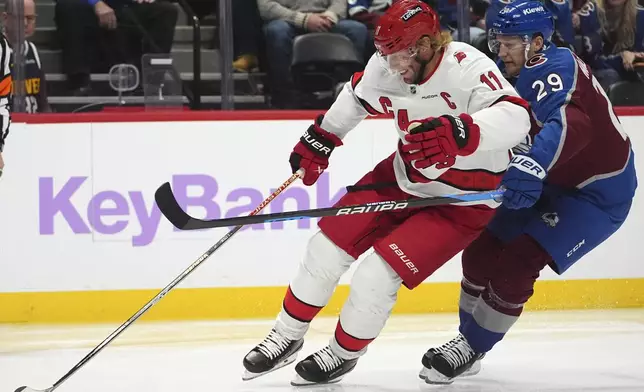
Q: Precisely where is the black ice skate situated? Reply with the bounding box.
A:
[242,328,304,381]
[291,346,358,386]
[419,334,484,384]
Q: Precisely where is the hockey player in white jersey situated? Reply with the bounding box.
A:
[242,0,532,386]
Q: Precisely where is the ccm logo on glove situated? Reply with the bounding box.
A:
[508,155,546,180]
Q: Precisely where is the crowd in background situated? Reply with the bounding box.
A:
[3,0,644,111]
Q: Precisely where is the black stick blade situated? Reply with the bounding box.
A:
[154,182,193,230]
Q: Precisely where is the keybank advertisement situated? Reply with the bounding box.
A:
[38,172,347,247]
[1,118,644,293]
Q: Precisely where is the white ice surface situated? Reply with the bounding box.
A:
[1,309,643,392]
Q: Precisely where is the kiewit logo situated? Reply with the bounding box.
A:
[389,243,419,274]
[523,6,545,15]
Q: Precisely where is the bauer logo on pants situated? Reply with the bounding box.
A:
[389,243,419,274]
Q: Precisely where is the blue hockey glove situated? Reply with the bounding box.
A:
[500,154,546,209]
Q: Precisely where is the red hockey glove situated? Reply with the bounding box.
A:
[290,115,343,186]
[401,113,480,170]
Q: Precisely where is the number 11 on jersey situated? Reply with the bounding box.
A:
[480,71,503,91]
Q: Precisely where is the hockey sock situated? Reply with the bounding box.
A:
[276,231,354,340]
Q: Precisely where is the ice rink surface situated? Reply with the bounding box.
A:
[1,309,643,392]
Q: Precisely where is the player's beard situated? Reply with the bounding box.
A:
[412,53,431,85]
[413,52,436,84]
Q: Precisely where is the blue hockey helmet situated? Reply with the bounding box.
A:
[488,1,555,53]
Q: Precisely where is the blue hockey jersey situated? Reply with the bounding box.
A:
[512,44,636,207]
[486,0,575,48]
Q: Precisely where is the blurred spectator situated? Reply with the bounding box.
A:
[185,0,264,73]
[485,0,575,49]
[3,0,51,112]
[348,0,391,60]
[572,1,603,66]
[54,0,178,95]
[434,0,485,43]
[231,0,263,72]
[470,0,488,30]
[593,0,644,90]
[348,0,391,29]
[258,0,369,108]
[547,0,576,49]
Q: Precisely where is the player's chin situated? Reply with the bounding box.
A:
[503,63,521,77]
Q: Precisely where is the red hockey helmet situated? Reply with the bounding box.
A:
[374,0,441,56]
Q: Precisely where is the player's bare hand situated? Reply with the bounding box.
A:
[572,13,580,30]
[306,14,333,32]
[95,1,117,30]
[621,51,639,70]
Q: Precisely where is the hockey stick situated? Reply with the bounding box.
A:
[155,182,505,231]
[14,169,305,392]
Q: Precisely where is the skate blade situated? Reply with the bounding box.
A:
[422,367,454,385]
[290,374,344,387]
[462,360,481,377]
[419,359,481,381]
[242,352,300,381]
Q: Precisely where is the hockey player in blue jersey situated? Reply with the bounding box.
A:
[418,1,637,384]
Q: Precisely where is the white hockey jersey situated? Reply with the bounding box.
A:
[320,41,531,207]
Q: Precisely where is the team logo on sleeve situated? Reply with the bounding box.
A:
[550,0,566,4]
[454,51,467,64]
[541,212,560,228]
[499,0,513,4]
[525,53,548,68]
